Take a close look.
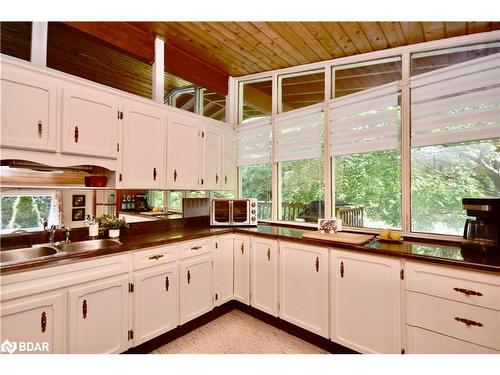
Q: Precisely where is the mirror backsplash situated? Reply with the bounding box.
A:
[0,188,235,235]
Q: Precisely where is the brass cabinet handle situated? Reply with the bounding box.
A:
[190,246,202,250]
[173,169,177,182]
[153,168,157,181]
[165,276,169,292]
[340,261,344,278]
[74,126,79,143]
[148,254,164,260]
[216,174,219,184]
[454,317,483,327]
[241,243,244,255]
[201,178,204,185]
[453,287,483,297]
[82,299,87,319]
[267,248,271,261]
[315,257,319,272]
[187,270,191,284]
[225,174,228,184]
[37,121,43,138]
[41,311,47,333]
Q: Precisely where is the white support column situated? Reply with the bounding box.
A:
[152,37,165,103]
[30,22,48,67]
[401,49,412,236]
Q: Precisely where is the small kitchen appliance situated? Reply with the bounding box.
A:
[210,198,258,226]
[461,197,500,254]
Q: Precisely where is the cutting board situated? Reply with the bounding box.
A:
[302,231,374,245]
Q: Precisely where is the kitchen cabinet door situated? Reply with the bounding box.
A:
[133,263,177,346]
[166,112,201,190]
[222,132,237,191]
[68,274,130,354]
[121,103,166,189]
[179,254,214,325]
[279,242,329,338]
[233,235,250,304]
[0,290,65,354]
[250,237,278,316]
[1,71,57,152]
[61,88,119,159]
[214,236,234,306]
[331,250,402,353]
[202,124,223,190]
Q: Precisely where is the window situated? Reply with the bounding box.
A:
[203,90,226,122]
[239,164,272,220]
[239,78,272,124]
[331,59,402,229]
[279,69,324,113]
[1,192,55,233]
[211,191,235,199]
[410,44,500,235]
[279,158,324,222]
[168,87,196,112]
[0,22,32,62]
[148,190,166,210]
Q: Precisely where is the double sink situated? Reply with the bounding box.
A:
[0,239,122,267]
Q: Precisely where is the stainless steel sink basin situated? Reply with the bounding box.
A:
[0,246,60,266]
[55,239,121,253]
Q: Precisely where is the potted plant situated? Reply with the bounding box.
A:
[96,215,128,238]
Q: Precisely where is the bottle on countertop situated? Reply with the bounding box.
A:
[121,196,127,211]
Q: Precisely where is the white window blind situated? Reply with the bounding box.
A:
[328,81,400,156]
[236,118,272,166]
[273,104,323,162]
[411,52,500,148]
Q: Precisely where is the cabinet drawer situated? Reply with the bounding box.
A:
[178,239,213,260]
[406,325,498,354]
[406,291,500,350]
[405,261,500,310]
[132,245,177,270]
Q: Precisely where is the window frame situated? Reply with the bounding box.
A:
[230,31,500,241]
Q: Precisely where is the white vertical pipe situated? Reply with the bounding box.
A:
[401,49,412,235]
[152,37,165,103]
[30,22,48,67]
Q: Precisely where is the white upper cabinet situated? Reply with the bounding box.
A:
[166,111,201,189]
[250,237,278,316]
[279,241,329,338]
[330,250,402,354]
[222,131,237,190]
[202,123,223,190]
[1,70,57,152]
[61,88,119,159]
[121,103,166,189]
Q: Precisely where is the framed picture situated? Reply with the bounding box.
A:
[72,208,85,221]
[72,194,86,207]
[318,218,342,232]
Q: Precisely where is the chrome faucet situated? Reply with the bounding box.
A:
[49,225,57,244]
[65,227,71,243]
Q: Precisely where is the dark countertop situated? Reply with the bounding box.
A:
[2,223,500,275]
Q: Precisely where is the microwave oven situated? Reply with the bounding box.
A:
[210,198,258,226]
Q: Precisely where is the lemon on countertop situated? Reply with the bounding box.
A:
[379,228,391,240]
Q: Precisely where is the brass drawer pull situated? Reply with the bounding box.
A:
[315,257,319,272]
[173,169,177,182]
[267,248,271,261]
[149,254,164,260]
[187,270,191,284]
[153,167,157,181]
[453,287,483,297]
[340,261,344,278]
[241,243,244,255]
[454,317,483,327]
[225,174,228,184]
[37,121,43,138]
[216,173,219,184]
[190,246,202,250]
[41,311,47,333]
[165,276,169,291]
[82,299,87,319]
[74,126,79,143]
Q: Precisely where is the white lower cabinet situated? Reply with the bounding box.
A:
[279,241,329,338]
[133,263,178,346]
[330,250,402,354]
[214,235,234,306]
[233,235,250,304]
[68,274,130,354]
[0,290,66,354]
[179,254,214,325]
[250,237,278,316]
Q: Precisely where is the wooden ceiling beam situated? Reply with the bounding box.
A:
[62,22,229,95]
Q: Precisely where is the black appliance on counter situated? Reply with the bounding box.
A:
[462,198,500,254]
